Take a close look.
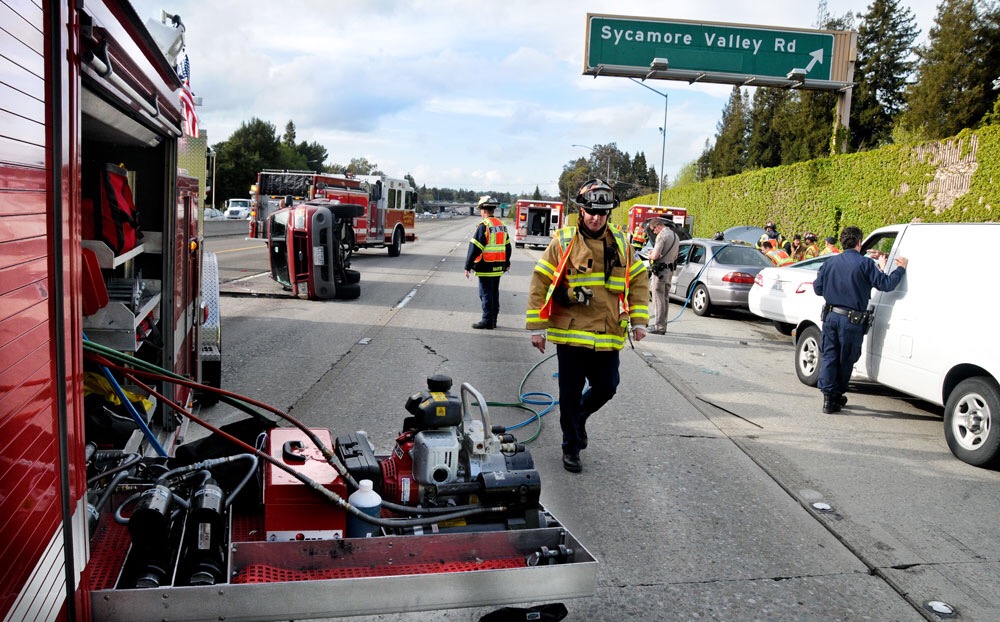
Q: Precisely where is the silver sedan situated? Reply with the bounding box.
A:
[669,239,774,316]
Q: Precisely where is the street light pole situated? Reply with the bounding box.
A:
[629,78,668,206]
[571,144,611,181]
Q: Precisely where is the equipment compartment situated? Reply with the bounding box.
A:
[91,518,597,621]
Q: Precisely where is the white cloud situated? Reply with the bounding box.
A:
[133,0,945,195]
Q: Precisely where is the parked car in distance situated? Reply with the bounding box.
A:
[204,207,225,220]
[669,239,773,316]
[225,198,252,220]
[748,254,832,335]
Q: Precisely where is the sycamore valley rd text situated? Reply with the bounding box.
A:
[598,25,816,55]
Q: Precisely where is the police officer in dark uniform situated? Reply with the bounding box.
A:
[812,226,908,413]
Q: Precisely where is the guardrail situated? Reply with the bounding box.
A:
[204,220,251,238]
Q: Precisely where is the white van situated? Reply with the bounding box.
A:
[793,223,1000,467]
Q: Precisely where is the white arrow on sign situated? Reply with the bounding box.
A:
[804,48,824,73]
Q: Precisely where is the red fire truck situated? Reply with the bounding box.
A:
[251,171,417,256]
[513,199,563,248]
[1,5,595,621]
[0,2,223,619]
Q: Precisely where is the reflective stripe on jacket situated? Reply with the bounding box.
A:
[526,225,649,350]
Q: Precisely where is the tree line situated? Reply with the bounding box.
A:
[687,0,1000,184]
[210,118,519,208]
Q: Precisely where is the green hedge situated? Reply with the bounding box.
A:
[611,125,1000,239]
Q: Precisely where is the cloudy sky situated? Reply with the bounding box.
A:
[131,0,942,196]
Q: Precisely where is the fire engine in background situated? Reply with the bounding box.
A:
[627,204,693,246]
[513,199,563,248]
[1,4,594,620]
[250,171,417,257]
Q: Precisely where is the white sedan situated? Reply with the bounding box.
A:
[747,255,831,335]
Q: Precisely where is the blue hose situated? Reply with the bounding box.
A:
[83,333,168,457]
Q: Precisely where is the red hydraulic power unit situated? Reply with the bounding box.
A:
[265,428,348,540]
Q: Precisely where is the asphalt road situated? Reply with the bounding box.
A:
[202,219,999,622]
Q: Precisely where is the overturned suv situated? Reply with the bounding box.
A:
[267,199,363,300]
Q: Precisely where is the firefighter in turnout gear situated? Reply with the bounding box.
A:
[465,196,512,329]
[757,220,786,252]
[526,179,650,473]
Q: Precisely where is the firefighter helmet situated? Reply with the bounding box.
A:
[765,220,776,230]
[575,179,618,213]
[804,231,818,242]
[477,196,499,210]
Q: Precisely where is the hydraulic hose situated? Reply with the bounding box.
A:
[154,453,258,510]
[485,353,558,443]
[88,347,495,518]
[125,373,509,529]
[87,451,141,486]
[83,334,167,456]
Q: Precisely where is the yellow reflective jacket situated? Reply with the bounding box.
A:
[525,225,649,350]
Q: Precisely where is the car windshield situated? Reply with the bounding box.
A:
[713,244,772,266]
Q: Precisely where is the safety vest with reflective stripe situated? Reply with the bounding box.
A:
[766,248,794,266]
[630,226,647,249]
[471,217,508,276]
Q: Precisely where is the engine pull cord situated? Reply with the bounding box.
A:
[127,373,508,529]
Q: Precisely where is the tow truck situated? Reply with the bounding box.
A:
[0,4,595,620]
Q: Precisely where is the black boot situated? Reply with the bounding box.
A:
[562,453,582,473]
[823,394,841,414]
[472,321,494,329]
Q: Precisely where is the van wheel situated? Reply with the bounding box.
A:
[690,284,711,316]
[795,325,821,386]
[388,229,402,257]
[944,377,1000,467]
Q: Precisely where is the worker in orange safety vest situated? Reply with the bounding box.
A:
[465,196,512,329]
